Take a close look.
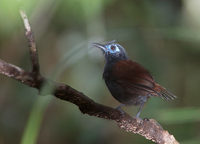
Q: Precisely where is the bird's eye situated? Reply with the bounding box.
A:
[110,45,116,51]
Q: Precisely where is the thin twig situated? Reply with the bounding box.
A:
[0,11,179,144]
[20,10,40,74]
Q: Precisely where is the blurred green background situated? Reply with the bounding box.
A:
[0,0,200,144]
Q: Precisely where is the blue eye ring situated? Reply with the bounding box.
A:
[110,45,116,51]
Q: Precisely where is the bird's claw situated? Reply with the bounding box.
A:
[115,106,125,115]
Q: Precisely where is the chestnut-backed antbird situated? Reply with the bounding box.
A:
[93,41,176,118]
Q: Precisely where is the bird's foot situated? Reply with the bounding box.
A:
[134,116,142,121]
[115,104,125,115]
[136,110,141,118]
[134,103,145,120]
[133,111,142,121]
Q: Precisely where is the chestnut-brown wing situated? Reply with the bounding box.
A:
[112,60,176,100]
[112,60,156,95]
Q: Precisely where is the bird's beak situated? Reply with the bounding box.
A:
[92,43,106,52]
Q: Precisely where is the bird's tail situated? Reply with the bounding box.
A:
[154,84,177,101]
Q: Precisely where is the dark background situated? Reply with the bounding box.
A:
[0,0,200,144]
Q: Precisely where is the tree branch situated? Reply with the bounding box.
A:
[0,11,179,144]
[20,10,40,74]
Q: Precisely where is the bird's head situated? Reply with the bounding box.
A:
[92,40,128,63]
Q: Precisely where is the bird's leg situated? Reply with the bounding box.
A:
[115,104,125,114]
[136,103,145,118]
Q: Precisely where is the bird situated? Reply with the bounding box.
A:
[92,40,176,118]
